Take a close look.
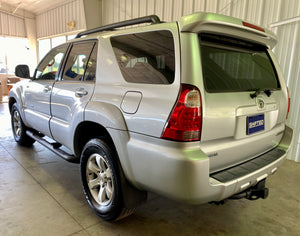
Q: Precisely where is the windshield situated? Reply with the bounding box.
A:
[199,34,280,93]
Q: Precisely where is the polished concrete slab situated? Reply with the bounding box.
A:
[1,101,300,236]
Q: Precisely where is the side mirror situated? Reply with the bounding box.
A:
[15,65,30,78]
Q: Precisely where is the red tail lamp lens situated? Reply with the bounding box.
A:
[286,87,291,119]
[161,84,202,141]
[242,21,265,32]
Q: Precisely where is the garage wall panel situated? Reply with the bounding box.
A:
[274,21,300,162]
[101,0,300,162]
[0,12,26,37]
[36,0,86,38]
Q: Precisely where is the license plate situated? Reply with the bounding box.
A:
[247,114,265,135]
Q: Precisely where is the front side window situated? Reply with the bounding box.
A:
[110,30,175,84]
[35,46,67,80]
[199,34,280,93]
[62,41,96,81]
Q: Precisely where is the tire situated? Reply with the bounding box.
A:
[80,138,127,221]
[11,103,35,147]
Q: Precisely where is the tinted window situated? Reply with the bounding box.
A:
[83,44,97,82]
[199,34,280,93]
[111,30,175,84]
[35,46,67,80]
[62,41,96,81]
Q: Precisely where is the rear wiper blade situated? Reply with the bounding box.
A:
[264,89,272,97]
[249,88,274,98]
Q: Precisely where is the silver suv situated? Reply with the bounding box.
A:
[9,13,293,221]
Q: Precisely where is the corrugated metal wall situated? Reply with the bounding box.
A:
[36,0,86,38]
[0,11,26,37]
[102,0,300,162]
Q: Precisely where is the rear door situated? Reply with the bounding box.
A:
[198,34,287,172]
[50,40,97,151]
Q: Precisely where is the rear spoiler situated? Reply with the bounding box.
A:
[179,12,277,49]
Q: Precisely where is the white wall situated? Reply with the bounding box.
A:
[83,0,102,30]
[101,0,300,162]
[0,2,35,38]
[36,0,86,38]
[0,4,37,69]
[0,12,26,37]
[36,0,102,39]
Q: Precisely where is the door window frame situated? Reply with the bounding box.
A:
[58,40,98,83]
[33,44,70,81]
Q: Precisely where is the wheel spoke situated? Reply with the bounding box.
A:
[99,157,107,172]
[88,177,100,189]
[87,159,100,174]
[98,185,107,204]
[16,128,21,137]
[104,168,112,179]
[14,111,19,121]
[106,182,113,199]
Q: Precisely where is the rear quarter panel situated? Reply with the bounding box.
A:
[94,23,181,138]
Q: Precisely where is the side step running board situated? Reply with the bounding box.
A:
[26,130,79,163]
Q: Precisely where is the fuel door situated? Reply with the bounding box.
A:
[121,91,142,114]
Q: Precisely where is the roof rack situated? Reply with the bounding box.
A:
[75,15,161,39]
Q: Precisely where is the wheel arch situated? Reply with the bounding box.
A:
[8,96,17,112]
[8,86,25,120]
[74,121,147,211]
[73,121,115,159]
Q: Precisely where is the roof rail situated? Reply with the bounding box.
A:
[75,15,161,39]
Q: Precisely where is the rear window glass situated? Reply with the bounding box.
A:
[110,30,175,84]
[199,34,280,93]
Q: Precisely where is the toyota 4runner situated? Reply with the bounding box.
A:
[9,12,293,221]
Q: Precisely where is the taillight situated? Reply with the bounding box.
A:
[242,21,265,32]
[161,84,202,142]
[286,87,291,119]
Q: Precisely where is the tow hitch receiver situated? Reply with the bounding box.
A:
[230,180,269,200]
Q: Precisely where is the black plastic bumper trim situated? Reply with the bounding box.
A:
[210,148,285,183]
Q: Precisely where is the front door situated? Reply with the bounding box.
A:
[23,45,68,137]
[50,41,97,151]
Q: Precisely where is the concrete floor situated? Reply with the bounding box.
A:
[0,101,300,236]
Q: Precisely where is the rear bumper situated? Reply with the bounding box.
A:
[122,125,293,204]
[207,126,292,202]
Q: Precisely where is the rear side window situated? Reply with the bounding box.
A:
[199,34,280,93]
[62,41,97,82]
[111,30,175,84]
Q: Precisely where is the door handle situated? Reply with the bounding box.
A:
[75,88,88,97]
[43,85,52,93]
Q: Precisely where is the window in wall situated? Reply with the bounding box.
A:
[0,54,7,74]
[38,39,51,61]
[38,34,78,62]
[67,35,76,40]
[0,37,35,75]
[52,36,66,48]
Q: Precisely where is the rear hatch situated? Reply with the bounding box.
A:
[179,13,289,173]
